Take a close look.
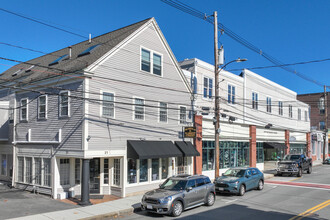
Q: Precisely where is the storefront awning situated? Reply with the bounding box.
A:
[127,140,183,159]
[263,142,288,149]
[175,141,200,157]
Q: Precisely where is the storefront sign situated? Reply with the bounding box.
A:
[289,136,296,142]
[184,127,196,138]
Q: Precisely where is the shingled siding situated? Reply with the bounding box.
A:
[15,81,84,151]
[87,21,193,151]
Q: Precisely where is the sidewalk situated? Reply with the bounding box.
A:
[11,195,142,220]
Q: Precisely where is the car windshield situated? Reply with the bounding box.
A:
[283,155,300,161]
[223,169,246,177]
[159,179,187,191]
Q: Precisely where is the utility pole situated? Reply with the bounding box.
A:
[323,85,328,162]
[214,11,220,178]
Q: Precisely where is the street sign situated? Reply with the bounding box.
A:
[184,127,196,138]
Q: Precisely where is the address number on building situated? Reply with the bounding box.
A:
[184,127,196,138]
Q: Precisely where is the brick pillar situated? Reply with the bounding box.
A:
[249,125,257,168]
[306,133,311,157]
[194,115,203,175]
[284,130,290,155]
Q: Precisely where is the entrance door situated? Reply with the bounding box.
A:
[90,158,100,194]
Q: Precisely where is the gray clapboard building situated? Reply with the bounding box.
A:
[0,18,199,200]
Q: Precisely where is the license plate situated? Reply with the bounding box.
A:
[217,187,224,191]
[147,205,153,210]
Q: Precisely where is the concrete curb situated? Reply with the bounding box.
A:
[80,208,134,220]
[263,173,275,180]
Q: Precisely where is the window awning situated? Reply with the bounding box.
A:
[263,142,288,149]
[127,140,183,159]
[175,141,200,157]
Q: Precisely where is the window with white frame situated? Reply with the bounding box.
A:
[18,157,24,182]
[278,101,283,115]
[25,157,32,184]
[20,98,28,121]
[228,84,235,104]
[203,77,213,99]
[134,98,144,120]
[289,105,293,118]
[298,108,301,120]
[38,95,47,119]
[127,158,137,184]
[34,158,42,185]
[266,97,272,113]
[59,91,69,117]
[104,158,109,185]
[1,155,6,176]
[141,49,150,72]
[159,102,167,122]
[113,159,120,186]
[102,92,114,117]
[179,106,187,124]
[60,158,70,185]
[75,159,80,184]
[305,110,308,122]
[252,92,258,110]
[141,48,162,76]
[153,53,162,76]
[43,158,51,187]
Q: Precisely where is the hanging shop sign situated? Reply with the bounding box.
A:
[184,127,196,138]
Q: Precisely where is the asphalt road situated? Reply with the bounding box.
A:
[120,165,330,220]
[0,182,76,220]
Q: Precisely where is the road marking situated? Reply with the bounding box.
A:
[221,199,237,203]
[265,183,330,191]
[289,177,301,182]
[289,199,330,220]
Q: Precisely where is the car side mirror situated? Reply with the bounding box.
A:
[186,186,193,192]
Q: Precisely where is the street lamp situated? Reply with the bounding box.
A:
[214,58,247,178]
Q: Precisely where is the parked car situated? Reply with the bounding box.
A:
[141,175,215,217]
[276,154,312,177]
[214,167,264,196]
[323,158,330,164]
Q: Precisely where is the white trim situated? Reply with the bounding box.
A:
[59,90,70,118]
[13,141,60,144]
[202,75,214,101]
[278,100,283,116]
[37,95,48,120]
[132,96,145,121]
[20,98,28,122]
[158,101,168,124]
[100,90,115,119]
[251,91,259,110]
[266,96,272,114]
[178,105,187,125]
[227,82,237,105]
[140,46,164,77]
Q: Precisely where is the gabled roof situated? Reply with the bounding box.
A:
[0,18,152,84]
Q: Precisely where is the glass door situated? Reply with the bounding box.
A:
[90,158,100,194]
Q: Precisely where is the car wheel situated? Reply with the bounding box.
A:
[257,180,264,190]
[297,168,302,177]
[238,184,245,196]
[206,192,215,206]
[307,165,312,174]
[276,172,282,176]
[171,201,183,217]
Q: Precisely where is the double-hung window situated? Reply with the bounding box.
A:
[266,97,272,113]
[278,101,283,115]
[102,92,114,118]
[228,84,235,104]
[180,106,187,124]
[20,98,28,121]
[289,105,293,118]
[298,108,301,120]
[134,98,145,120]
[203,77,213,99]
[252,92,258,110]
[59,91,70,117]
[141,48,162,76]
[159,102,167,122]
[305,110,308,122]
[38,95,47,119]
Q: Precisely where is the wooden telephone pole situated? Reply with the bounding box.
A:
[323,85,328,162]
[214,11,220,178]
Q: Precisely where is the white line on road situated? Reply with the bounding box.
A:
[265,183,330,191]
[221,199,238,203]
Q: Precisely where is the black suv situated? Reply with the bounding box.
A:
[141,175,215,217]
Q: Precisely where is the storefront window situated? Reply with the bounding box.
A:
[202,141,215,171]
[140,159,148,183]
[113,159,120,186]
[104,159,109,184]
[161,158,168,179]
[152,159,159,181]
[127,159,137,184]
[290,144,306,155]
[257,143,264,163]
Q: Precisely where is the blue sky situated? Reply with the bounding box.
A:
[0,0,329,94]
